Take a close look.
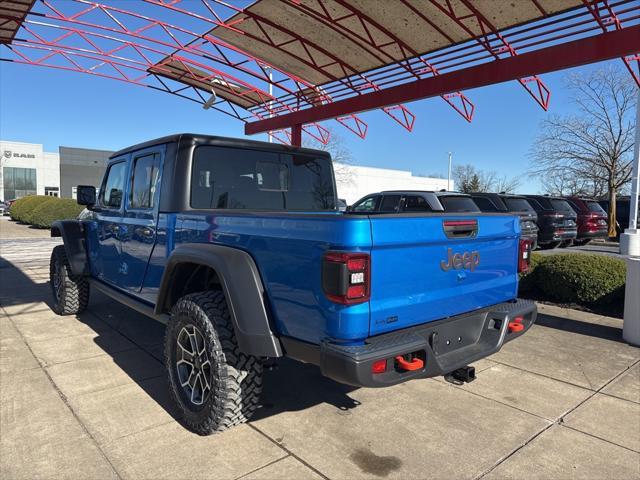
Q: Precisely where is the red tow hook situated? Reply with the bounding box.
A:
[395,355,424,371]
[508,316,525,333]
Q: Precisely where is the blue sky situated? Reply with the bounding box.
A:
[0,55,618,194]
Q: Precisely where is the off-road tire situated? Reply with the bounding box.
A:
[166,291,263,435]
[49,245,89,315]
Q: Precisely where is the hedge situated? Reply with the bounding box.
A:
[9,195,55,222]
[520,253,625,307]
[25,198,84,229]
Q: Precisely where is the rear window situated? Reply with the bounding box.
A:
[190,146,336,211]
[504,197,535,212]
[439,196,480,212]
[586,201,606,214]
[550,199,575,212]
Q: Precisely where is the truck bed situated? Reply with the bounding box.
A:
[154,211,521,345]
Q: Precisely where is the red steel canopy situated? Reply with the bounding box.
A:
[1,0,639,145]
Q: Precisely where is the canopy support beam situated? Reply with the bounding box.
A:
[246,26,640,135]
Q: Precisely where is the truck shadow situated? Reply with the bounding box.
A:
[85,289,361,424]
[252,359,360,421]
[535,313,625,343]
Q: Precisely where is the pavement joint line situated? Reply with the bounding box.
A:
[79,308,166,363]
[489,358,616,392]
[4,312,123,480]
[599,390,640,405]
[560,424,640,454]
[475,357,640,479]
[44,371,167,400]
[34,344,142,369]
[102,418,176,444]
[247,423,332,480]
[439,379,563,424]
[233,453,292,480]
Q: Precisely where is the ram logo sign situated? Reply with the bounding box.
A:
[440,248,481,272]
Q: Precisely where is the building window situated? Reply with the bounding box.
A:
[72,186,77,200]
[3,167,37,200]
[45,187,59,197]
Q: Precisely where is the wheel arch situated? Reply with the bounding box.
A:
[156,244,283,358]
[51,220,89,276]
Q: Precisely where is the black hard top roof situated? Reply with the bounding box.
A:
[109,133,330,160]
[380,190,471,196]
[472,192,527,198]
[523,194,568,201]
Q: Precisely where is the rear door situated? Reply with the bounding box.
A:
[368,214,519,336]
[119,147,164,293]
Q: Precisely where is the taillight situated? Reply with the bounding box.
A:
[518,238,532,273]
[322,251,370,305]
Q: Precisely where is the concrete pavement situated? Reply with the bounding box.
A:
[1,217,638,479]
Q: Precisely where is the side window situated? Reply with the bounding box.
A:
[130,153,161,209]
[526,198,544,211]
[379,195,401,213]
[567,200,580,212]
[403,195,432,212]
[353,196,379,212]
[472,196,498,212]
[100,162,127,209]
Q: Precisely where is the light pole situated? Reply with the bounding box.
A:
[447,152,452,191]
[621,87,640,346]
[621,87,640,255]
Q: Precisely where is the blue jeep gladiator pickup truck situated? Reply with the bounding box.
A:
[49,134,536,435]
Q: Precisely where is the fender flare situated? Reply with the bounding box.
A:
[156,243,283,358]
[51,220,89,276]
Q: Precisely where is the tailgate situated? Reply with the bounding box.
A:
[368,214,520,336]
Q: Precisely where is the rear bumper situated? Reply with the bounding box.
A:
[577,229,608,240]
[282,299,537,388]
[539,229,577,244]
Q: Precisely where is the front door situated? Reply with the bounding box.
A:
[94,158,128,286]
[119,148,163,293]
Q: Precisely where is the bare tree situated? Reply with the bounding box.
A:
[304,128,355,188]
[452,163,520,193]
[530,66,636,237]
[493,175,521,194]
[541,170,607,197]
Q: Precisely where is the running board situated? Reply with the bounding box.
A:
[89,279,170,325]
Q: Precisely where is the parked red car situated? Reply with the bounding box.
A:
[566,197,609,244]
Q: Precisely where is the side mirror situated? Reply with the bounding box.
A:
[345,205,353,212]
[77,185,96,207]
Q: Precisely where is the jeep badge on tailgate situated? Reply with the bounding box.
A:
[440,248,480,272]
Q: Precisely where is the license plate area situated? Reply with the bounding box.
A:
[426,311,488,356]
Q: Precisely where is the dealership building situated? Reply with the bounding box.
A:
[0,140,110,202]
[1,139,447,204]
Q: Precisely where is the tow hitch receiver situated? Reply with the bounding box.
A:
[395,355,424,371]
[444,366,476,385]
